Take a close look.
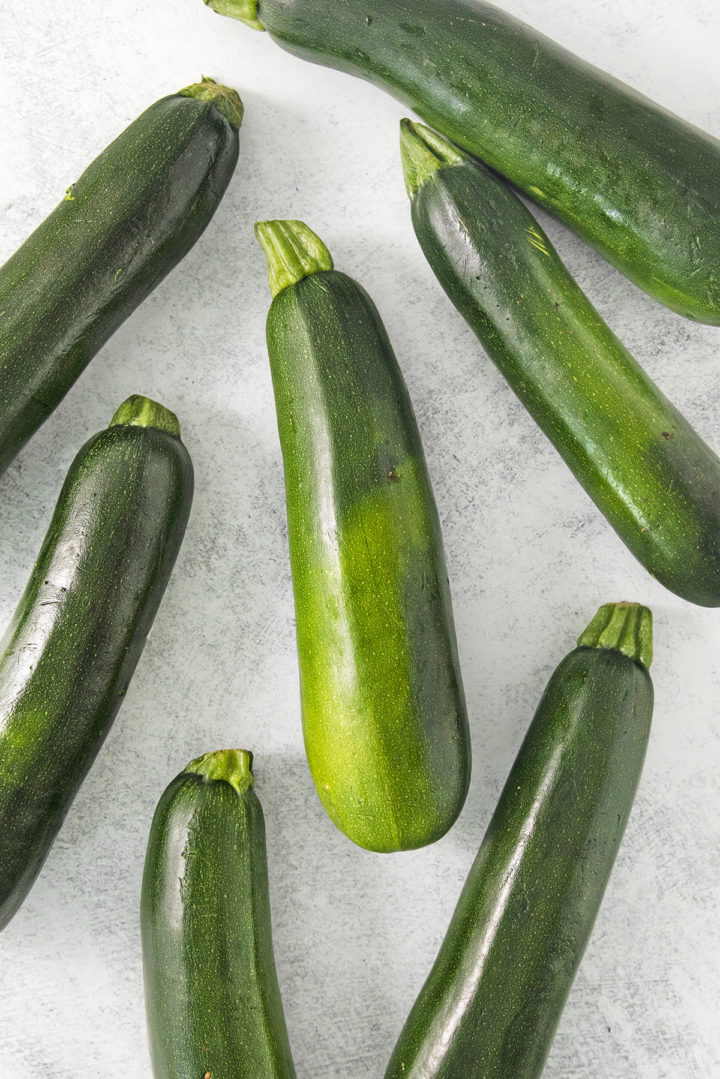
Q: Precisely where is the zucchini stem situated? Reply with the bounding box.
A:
[202,0,265,31]
[578,602,653,669]
[255,219,334,298]
[109,395,181,438]
[186,749,255,795]
[399,119,468,199]
[178,76,244,129]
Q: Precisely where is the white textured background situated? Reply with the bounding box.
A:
[1,0,719,1075]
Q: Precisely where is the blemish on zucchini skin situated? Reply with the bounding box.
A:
[399,21,425,37]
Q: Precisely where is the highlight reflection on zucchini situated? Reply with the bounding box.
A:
[0,396,193,931]
[386,601,654,1079]
[256,218,470,853]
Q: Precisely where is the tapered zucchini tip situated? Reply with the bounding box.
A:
[185,748,255,794]
[178,75,245,128]
[109,395,181,438]
[578,601,653,669]
[255,218,334,297]
[203,0,265,31]
[399,119,468,199]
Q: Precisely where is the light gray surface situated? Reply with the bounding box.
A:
[1,0,719,1075]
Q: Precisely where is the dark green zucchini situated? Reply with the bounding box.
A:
[385,601,654,1079]
[0,77,241,475]
[401,120,720,607]
[207,0,720,324]
[255,219,469,853]
[0,395,193,930]
[141,749,296,1079]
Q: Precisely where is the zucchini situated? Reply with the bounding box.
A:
[0,77,242,475]
[141,749,296,1079]
[255,219,469,853]
[207,0,720,324]
[401,120,720,607]
[385,601,654,1079]
[0,395,193,930]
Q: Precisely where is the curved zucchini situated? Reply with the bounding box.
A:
[0,396,193,930]
[0,77,242,475]
[401,120,720,607]
[141,749,296,1079]
[385,601,654,1079]
[208,0,720,324]
[255,219,469,853]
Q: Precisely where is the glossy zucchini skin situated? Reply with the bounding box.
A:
[402,121,720,607]
[257,220,469,853]
[141,750,296,1079]
[385,602,654,1079]
[0,78,241,475]
[209,0,720,323]
[0,396,193,931]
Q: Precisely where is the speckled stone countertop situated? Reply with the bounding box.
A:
[1,0,719,1075]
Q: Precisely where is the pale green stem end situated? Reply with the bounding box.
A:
[186,749,255,795]
[255,219,334,298]
[400,118,469,200]
[109,395,180,438]
[179,75,244,128]
[203,0,265,31]
[578,601,653,669]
